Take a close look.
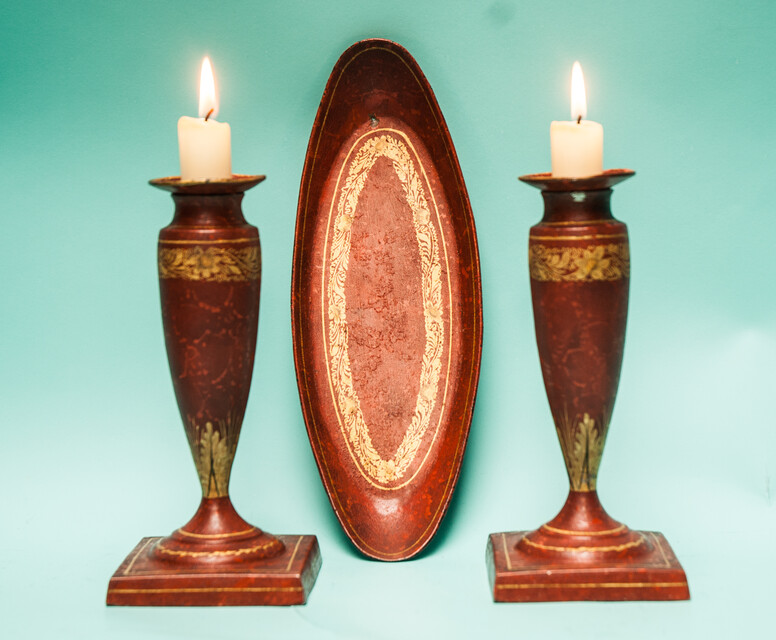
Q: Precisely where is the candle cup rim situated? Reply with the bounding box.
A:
[519,169,634,192]
[150,174,265,194]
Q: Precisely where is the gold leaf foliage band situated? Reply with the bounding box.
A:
[159,245,260,281]
[529,242,629,282]
[326,132,445,487]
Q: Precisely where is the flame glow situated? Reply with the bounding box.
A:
[570,61,587,122]
[198,57,219,120]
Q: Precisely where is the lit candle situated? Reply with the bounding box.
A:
[178,57,232,181]
[550,61,603,178]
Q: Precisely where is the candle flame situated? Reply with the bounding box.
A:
[198,57,219,120]
[571,61,587,122]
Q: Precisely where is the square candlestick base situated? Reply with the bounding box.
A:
[107,535,321,606]
[487,531,689,602]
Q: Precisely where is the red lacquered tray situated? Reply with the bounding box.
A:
[292,39,482,560]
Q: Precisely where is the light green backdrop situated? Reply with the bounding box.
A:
[2,1,774,638]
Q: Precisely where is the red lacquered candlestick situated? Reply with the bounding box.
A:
[107,175,320,606]
[487,170,689,602]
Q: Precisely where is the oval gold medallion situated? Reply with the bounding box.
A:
[323,130,448,489]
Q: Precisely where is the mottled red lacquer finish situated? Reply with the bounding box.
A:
[487,171,689,601]
[292,40,482,560]
[107,176,320,606]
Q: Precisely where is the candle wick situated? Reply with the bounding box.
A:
[577,115,582,124]
[205,108,214,122]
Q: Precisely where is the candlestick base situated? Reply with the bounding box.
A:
[486,530,688,602]
[107,534,321,606]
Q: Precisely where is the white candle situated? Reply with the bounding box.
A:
[178,57,232,181]
[550,61,603,178]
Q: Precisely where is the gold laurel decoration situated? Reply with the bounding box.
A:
[519,535,644,554]
[326,133,445,486]
[158,245,260,282]
[556,409,610,491]
[187,418,239,498]
[529,243,629,282]
[155,539,277,558]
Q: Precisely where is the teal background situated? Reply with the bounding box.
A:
[2,1,774,637]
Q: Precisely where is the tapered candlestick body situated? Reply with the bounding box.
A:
[153,177,283,563]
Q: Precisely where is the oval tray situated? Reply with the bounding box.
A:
[292,39,482,560]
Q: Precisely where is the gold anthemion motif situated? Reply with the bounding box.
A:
[187,418,239,498]
[326,133,445,486]
[529,243,629,282]
[159,245,260,282]
[555,409,610,491]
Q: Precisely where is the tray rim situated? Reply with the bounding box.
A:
[291,38,483,560]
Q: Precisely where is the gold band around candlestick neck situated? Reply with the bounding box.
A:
[519,169,634,192]
[529,242,630,283]
[150,174,265,194]
[158,245,260,282]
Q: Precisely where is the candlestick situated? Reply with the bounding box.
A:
[486,169,689,602]
[178,57,232,181]
[550,62,603,178]
[107,175,321,606]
